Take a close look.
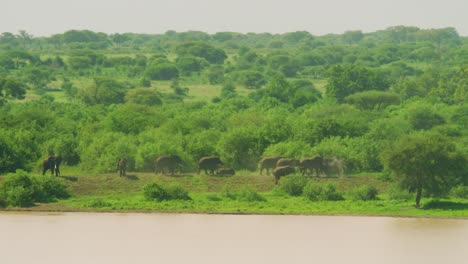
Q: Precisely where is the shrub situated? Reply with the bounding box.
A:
[1,171,70,206]
[34,176,70,202]
[143,182,168,201]
[450,185,468,199]
[349,185,379,201]
[279,175,307,196]
[220,184,237,199]
[237,186,266,202]
[165,183,191,200]
[303,182,344,201]
[6,186,34,207]
[143,182,191,201]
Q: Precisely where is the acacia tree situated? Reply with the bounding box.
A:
[381,132,467,207]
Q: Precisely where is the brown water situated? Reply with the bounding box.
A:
[1,212,467,264]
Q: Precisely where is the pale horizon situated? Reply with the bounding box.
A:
[2,0,468,37]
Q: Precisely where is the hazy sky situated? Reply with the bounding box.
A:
[3,0,468,36]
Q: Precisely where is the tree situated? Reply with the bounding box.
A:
[381,132,467,207]
[145,63,179,80]
[18,30,33,49]
[239,70,265,89]
[23,66,52,90]
[0,77,27,99]
[77,77,128,105]
[175,42,227,64]
[326,64,389,102]
[344,90,400,110]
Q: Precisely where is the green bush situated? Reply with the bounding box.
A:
[303,182,344,201]
[450,185,468,199]
[33,176,70,202]
[0,171,69,207]
[221,184,237,199]
[349,185,379,201]
[165,183,191,200]
[237,186,266,202]
[6,186,34,207]
[279,175,307,196]
[143,182,168,201]
[143,182,191,201]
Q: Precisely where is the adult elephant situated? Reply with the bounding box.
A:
[273,166,295,184]
[299,156,323,177]
[198,156,223,175]
[259,156,282,175]
[117,158,127,177]
[322,157,346,177]
[42,156,61,176]
[154,155,183,175]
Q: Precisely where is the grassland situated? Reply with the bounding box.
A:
[3,170,468,218]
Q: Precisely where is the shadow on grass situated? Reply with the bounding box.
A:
[423,200,468,210]
[58,175,78,182]
[123,175,139,180]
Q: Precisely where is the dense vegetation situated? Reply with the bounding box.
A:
[0,26,467,210]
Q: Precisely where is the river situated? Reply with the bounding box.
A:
[1,212,467,264]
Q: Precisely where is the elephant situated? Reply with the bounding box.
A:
[299,156,323,177]
[273,165,295,184]
[198,156,223,175]
[276,158,299,168]
[216,167,235,176]
[117,158,127,177]
[322,157,346,177]
[154,155,183,175]
[259,156,282,175]
[42,156,61,176]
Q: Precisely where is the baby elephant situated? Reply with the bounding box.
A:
[273,166,295,184]
[216,167,235,176]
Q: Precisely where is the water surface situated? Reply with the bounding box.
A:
[1,212,467,264]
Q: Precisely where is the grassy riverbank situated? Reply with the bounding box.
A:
[2,171,468,218]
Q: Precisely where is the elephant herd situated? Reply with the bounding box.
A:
[153,155,235,176]
[41,154,345,185]
[259,156,346,184]
[147,155,345,184]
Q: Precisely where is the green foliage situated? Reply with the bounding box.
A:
[303,182,344,201]
[0,170,69,207]
[239,70,266,89]
[326,64,389,102]
[349,185,379,201]
[381,132,467,207]
[124,87,163,106]
[77,77,129,105]
[143,182,191,201]
[219,185,266,202]
[279,175,307,196]
[0,77,27,99]
[344,90,400,110]
[145,63,179,80]
[176,42,227,64]
[407,104,445,130]
[387,185,413,201]
[236,186,266,202]
[450,185,468,199]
